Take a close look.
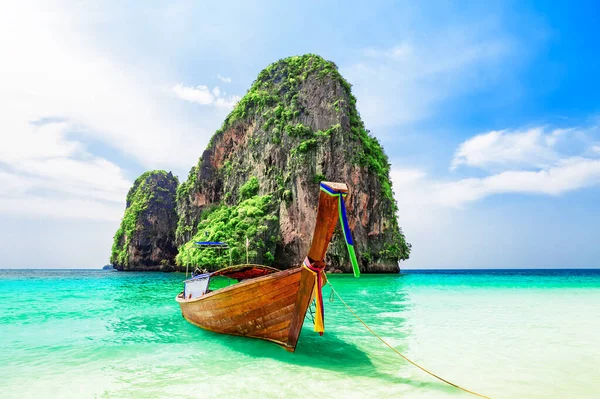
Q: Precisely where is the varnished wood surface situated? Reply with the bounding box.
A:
[286,266,316,349]
[307,185,346,263]
[209,264,279,280]
[178,267,303,350]
[321,181,348,193]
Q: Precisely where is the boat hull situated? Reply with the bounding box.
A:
[176,266,316,352]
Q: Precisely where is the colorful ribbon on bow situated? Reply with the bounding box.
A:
[319,183,360,278]
[302,183,361,335]
[303,257,326,335]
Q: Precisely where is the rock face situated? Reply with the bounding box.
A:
[176,54,410,273]
[111,171,179,271]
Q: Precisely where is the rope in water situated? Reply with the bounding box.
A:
[327,282,491,399]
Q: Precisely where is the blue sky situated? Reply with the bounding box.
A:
[1,0,599,269]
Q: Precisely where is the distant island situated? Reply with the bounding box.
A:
[110,54,411,273]
[102,265,115,270]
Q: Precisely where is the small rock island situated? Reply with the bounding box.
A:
[110,171,179,271]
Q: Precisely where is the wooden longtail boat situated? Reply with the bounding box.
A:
[176,181,360,352]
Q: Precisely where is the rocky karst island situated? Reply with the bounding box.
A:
[110,54,410,273]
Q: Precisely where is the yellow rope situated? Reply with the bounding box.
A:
[327,282,491,399]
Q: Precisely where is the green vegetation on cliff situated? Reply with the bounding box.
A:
[217,55,393,193]
[212,55,337,139]
[176,191,278,270]
[111,170,176,266]
[205,55,397,208]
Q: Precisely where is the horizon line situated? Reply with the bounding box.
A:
[1,267,599,271]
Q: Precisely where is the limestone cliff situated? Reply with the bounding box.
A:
[175,54,410,273]
[111,171,179,271]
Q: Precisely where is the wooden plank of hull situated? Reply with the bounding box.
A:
[177,267,314,351]
[286,267,316,349]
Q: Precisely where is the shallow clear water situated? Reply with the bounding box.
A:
[1,269,599,398]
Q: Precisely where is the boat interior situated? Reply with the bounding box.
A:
[178,264,280,300]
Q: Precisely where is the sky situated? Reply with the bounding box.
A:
[1,0,599,269]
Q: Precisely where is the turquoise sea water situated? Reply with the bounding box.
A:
[1,269,599,399]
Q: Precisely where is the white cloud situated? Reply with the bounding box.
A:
[443,157,600,205]
[217,74,232,83]
[392,124,600,210]
[0,1,214,171]
[393,123,600,269]
[0,120,130,221]
[0,1,235,222]
[0,171,35,196]
[172,84,213,105]
[451,127,568,171]
[393,157,600,211]
[172,84,240,109]
[592,145,600,154]
[0,2,242,222]
[0,196,124,221]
